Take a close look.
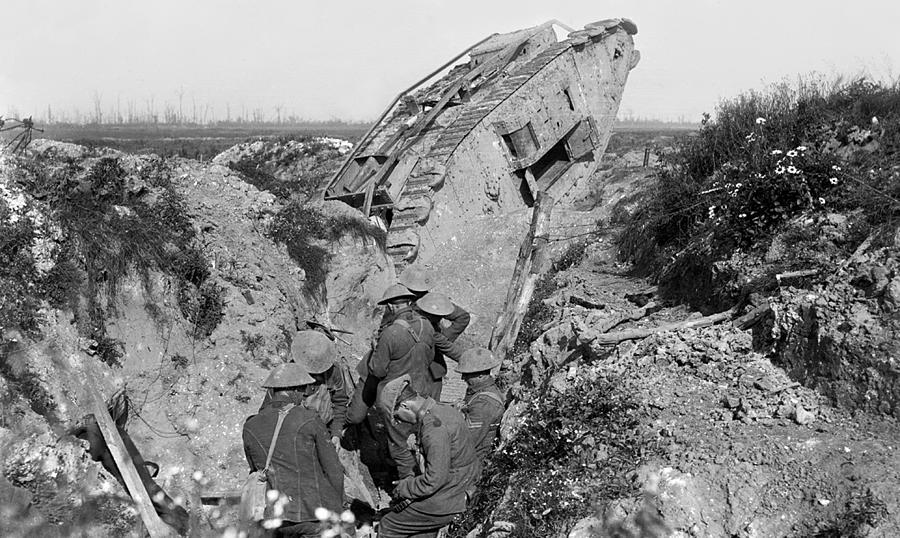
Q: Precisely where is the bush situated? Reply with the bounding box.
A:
[450,372,656,537]
[268,201,385,296]
[0,209,42,333]
[618,76,900,290]
[2,153,223,351]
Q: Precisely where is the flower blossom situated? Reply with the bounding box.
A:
[771,150,783,155]
[755,117,766,125]
[796,145,808,151]
[818,197,826,205]
[786,150,798,157]
[829,177,838,185]
[787,165,799,174]
[832,165,841,171]
[775,166,786,175]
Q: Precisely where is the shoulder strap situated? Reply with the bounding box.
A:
[472,391,504,406]
[263,403,295,473]
[392,318,421,343]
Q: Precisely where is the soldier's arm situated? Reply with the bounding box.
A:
[465,396,504,459]
[442,303,471,342]
[394,422,450,499]
[368,327,398,379]
[328,367,350,438]
[433,332,463,362]
[242,426,261,473]
[313,418,344,493]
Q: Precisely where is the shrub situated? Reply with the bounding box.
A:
[618,75,900,286]
[268,201,385,296]
[450,372,656,537]
[2,153,223,352]
[0,208,42,333]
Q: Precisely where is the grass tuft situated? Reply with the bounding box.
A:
[268,201,386,296]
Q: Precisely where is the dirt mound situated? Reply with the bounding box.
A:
[0,140,391,535]
[212,136,351,200]
[461,230,900,537]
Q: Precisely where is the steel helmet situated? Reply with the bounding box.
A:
[290,330,335,374]
[378,374,412,417]
[377,284,416,305]
[416,292,454,317]
[262,362,314,388]
[457,347,501,374]
[398,266,433,294]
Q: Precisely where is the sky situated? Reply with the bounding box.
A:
[1,0,898,123]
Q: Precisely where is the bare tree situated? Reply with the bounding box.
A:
[176,86,185,124]
[92,91,103,124]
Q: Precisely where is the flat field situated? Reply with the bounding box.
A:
[33,122,370,159]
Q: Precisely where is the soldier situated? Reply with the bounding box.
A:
[401,267,471,399]
[415,291,470,401]
[290,330,351,450]
[377,374,478,538]
[456,347,505,466]
[242,363,343,537]
[258,331,350,451]
[359,284,462,480]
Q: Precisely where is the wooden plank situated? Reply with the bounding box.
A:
[85,386,174,537]
[489,192,555,358]
[362,181,376,218]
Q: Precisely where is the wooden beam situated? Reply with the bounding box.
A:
[578,308,738,347]
[362,181,376,217]
[85,385,173,537]
[490,192,555,359]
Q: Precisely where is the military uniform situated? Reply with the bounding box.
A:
[243,397,343,531]
[366,307,461,478]
[462,376,504,463]
[259,365,350,439]
[380,399,478,538]
[428,303,470,400]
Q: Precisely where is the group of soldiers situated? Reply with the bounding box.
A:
[241,268,506,537]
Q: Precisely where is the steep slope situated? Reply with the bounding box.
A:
[0,140,391,536]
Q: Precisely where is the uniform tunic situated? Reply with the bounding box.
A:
[381,400,478,537]
[368,308,462,397]
[259,365,351,439]
[366,308,462,478]
[462,376,505,462]
[428,303,471,400]
[242,398,343,524]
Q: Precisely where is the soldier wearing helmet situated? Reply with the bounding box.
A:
[242,363,343,536]
[291,330,351,451]
[399,265,471,400]
[354,283,463,480]
[457,347,504,465]
[414,288,471,401]
[376,375,478,538]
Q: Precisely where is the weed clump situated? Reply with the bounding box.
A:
[268,200,386,296]
[450,372,656,537]
[512,239,589,358]
[806,490,888,538]
[619,76,900,302]
[1,151,223,358]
